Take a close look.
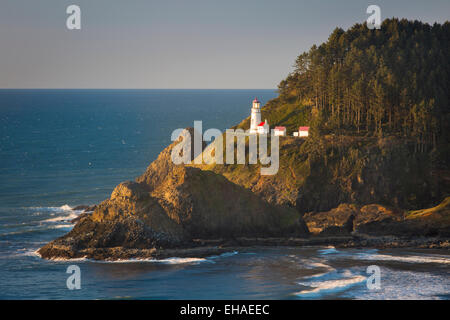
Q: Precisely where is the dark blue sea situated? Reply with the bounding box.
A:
[0,90,449,299]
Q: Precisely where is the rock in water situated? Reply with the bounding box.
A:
[39,128,307,260]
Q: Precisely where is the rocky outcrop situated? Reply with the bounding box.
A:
[304,204,403,235]
[357,197,450,237]
[39,124,449,261]
[303,198,450,237]
[72,204,97,212]
[39,128,307,260]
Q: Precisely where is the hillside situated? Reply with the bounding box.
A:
[194,134,448,213]
[199,19,450,213]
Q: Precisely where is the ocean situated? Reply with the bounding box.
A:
[0,89,449,299]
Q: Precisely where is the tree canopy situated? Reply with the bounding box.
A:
[272,18,449,152]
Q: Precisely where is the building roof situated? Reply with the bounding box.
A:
[253,97,260,103]
[274,126,286,130]
[299,126,310,131]
[257,121,265,126]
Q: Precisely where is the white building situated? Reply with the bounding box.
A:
[249,97,262,134]
[299,126,310,137]
[274,126,286,136]
[257,119,270,134]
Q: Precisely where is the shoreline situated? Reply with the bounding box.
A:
[38,235,450,261]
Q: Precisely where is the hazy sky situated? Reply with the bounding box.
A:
[0,0,449,89]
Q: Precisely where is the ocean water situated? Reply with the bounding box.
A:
[0,89,449,300]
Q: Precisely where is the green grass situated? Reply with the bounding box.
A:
[406,197,450,220]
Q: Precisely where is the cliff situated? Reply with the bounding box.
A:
[194,133,448,213]
[39,128,307,260]
[39,125,450,261]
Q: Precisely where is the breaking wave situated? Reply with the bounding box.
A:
[296,271,366,297]
[27,204,75,212]
[318,246,340,255]
[353,253,450,265]
[36,252,239,265]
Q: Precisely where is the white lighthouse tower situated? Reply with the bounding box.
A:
[249,97,262,134]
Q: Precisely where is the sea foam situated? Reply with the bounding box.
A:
[296,272,366,297]
[318,246,340,255]
[354,253,450,265]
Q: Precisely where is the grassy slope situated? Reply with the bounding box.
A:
[406,197,450,222]
[234,99,312,135]
[193,97,448,213]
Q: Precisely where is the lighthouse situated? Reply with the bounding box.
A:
[249,97,262,134]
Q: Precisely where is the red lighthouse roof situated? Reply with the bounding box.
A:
[253,97,260,103]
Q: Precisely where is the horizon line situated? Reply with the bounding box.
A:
[0,88,277,91]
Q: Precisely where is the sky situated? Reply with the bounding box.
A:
[0,0,449,89]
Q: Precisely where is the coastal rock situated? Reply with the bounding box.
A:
[39,128,307,260]
[39,123,449,260]
[304,198,450,237]
[303,204,359,234]
[72,204,97,212]
[357,197,450,237]
[303,203,403,235]
[70,211,92,224]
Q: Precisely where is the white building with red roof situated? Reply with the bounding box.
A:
[257,119,270,134]
[274,126,286,136]
[299,126,310,137]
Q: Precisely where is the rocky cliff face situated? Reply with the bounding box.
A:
[39,128,307,260]
[39,126,450,260]
[190,132,449,242]
[303,198,450,238]
[196,135,448,213]
[303,204,403,235]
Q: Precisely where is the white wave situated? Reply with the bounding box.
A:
[27,204,74,212]
[33,204,84,224]
[354,253,450,265]
[91,257,212,264]
[0,223,75,236]
[96,251,239,264]
[306,262,334,270]
[49,253,241,264]
[51,224,74,229]
[207,251,239,260]
[318,246,339,255]
[49,256,88,262]
[59,205,73,211]
[157,257,211,264]
[2,249,42,260]
[354,270,450,300]
[17,249,41,258]
[296,273,366,297]
[42,211,79,223]
[302,260,337,279]
[29,250,86,261]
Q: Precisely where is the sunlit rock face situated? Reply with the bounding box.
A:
[39,128,307,260]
